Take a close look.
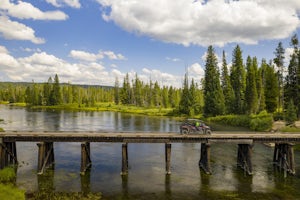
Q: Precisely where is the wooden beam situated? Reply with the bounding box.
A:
[237,144,253,175]
[80,142,92,175]
[199,143,211,174]
[165,143,171,175]
[37,142,54,175]
[121,143,128,175]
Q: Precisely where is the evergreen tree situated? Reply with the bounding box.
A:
[245,56,258,114]
[120,73,131,105]
[43,77,52,105]
[179,73,190,115]
[189,78,197,116]
[264,62,279,113]
[274,42,285,111]
[257,61,267,112]
[49,74,62,105]
[221,50,235,114]
[133,74,143,106]
[114,77,120,105]
[230,45,246,114]
[153,81,161,107]
[162,86,169,108]
[203,46,225,117]
[285,34,300,117]
[285,100,297,125]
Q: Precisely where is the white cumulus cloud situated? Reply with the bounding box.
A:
[0,16,45,44]
[46,0,81,8]
[0,0,68,20]
[97,0,300,46]
[69,50,126,61]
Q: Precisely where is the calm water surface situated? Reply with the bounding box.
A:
[1,105,300,199]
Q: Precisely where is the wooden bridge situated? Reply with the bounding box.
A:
[0,131,300,176]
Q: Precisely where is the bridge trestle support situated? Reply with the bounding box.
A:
[0,140,18,169]
[165,143,171,175]
[273,143,295,175]
[37,142,55,174]
[237,144,253,175]
[121,143,129,175]
[199,143,211,174]
[80,142,92,175]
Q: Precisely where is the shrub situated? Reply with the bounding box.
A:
[207,111,273,131]
[207,115,250,127]
[249,111,273,131]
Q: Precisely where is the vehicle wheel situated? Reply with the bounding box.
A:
[182,129,189,134]
[206,130,212,135]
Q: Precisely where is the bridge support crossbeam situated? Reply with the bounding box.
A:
[199,143,211,174]
[80,142,92,175]
[0,141,17,169]
[37,142,55,175]
[237,144,253,175]
[273,143,295,175]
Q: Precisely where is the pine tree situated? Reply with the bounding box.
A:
[285,100,297,125]
[120,73,131,105]
[203,46,225,117]
[257,60,267,112]
[231,45,246,114]
[274,42,285,111]
[114,77,120,105]
[245,56,258,114]
[162,86,169,108]
[179,73,190,115]
[189,78,197,116]
[285,34,299,117]
[264,62,278,113]
[153,81,161,107]
[133,74,143,106]
[221,50,235,114]
[49,74,62,105]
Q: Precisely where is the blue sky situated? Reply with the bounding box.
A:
[0,0,299,88]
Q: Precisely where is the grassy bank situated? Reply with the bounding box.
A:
[30,102,176,117]
[207,111,273,131]
[0,167,25,200]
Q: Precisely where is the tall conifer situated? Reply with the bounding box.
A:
[203,46,225,117]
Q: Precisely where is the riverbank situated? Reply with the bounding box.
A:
[3,102,300,132]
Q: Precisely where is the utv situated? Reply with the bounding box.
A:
[180,119,212,135]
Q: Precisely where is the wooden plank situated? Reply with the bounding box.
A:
[1,131,300,144]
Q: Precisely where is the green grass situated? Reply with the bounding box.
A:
[0,167,25,200]
[280,126,300,132]
[31,102,175,117]
[0,184,25,200]
[0,167,16,182]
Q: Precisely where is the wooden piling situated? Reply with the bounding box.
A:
[165,143,171,175]
[37,142,55,174]
[0,141,5,169]
[121,143,128,175]
[80,142,92,175]
[237,144,253,175]
[0,141,18,169]
[199,143,211,174]
[273,143,295,175]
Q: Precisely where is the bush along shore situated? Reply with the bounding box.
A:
[0,167,25,200]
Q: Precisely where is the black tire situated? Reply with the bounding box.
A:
[182,129,189,134]
[205,130,212,135]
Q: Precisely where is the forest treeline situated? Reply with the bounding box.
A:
[0,34,300,124]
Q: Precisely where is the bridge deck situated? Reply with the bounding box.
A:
[1,131,300,143]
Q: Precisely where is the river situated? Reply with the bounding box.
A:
[1,105,300,199]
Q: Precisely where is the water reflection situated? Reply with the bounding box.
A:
[2,105,300,199]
